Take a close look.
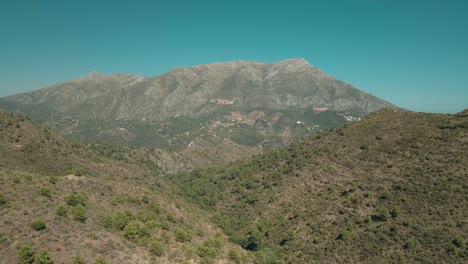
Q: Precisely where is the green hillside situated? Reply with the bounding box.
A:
[1,108,467,263]
[166,109,468,263]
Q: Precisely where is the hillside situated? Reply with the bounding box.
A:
[166,109,468,263]
[0,59,396,152]
[1,106,466,263]
[0,110,252,264]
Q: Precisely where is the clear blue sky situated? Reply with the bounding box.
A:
[1,0,467,113]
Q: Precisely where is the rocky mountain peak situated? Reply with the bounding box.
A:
[81,71,104,80]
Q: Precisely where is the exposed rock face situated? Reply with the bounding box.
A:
[0,59,397,149]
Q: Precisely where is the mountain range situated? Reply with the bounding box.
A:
[0,59,396,153]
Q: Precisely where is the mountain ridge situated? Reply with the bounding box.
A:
[0,59,397,150]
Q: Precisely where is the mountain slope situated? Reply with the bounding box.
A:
[0,59,396,150]
[0,110,252,264]
[166,109,468,263]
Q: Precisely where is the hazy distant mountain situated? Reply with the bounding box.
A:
[0,59,397,149]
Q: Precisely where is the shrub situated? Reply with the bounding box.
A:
[66,192,87,207]
[122,222,150,240]
[142,194,149,204]
[94,256,108,264]
[48,176,58,184]
[372,207,391,222]
[253,250,267,264]
[18,244,35,264]
[145,219,158,230]
[0,193,6,205]
[34,249,54,264]
[404,238,417,250]
[197,244,219,259]
[174,228,193,242]
[39,187,52,198]
[72,205,87,222]
[149,241,164,256]
[102,215,114,229]
[391,207,401,218]
[31,220,46,231]
[452,237,466,248]
[336,230,350,241]
[56,205,68,217]
[229,249,243,264]
[12,176,21,184]
[73,256,86,264]
[244,227,265,251]
[106,210,134,230]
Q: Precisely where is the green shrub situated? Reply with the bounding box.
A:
[72,204,87,222]
[142,194,149,204]
[197,244,219,259]
[39,187,52,198]
[56,205,68,217]
[145,219,158,230]
[244,227,265,251]
[149,241,164,256]
[94,256,108,264]
[31,220,46,231]
[253,250,267,264]
[102,215,114,229]
[336,230,350,241]
[48,176,58,184]
[73,256,86,264]
[174,228,193,242]
[18,244,35,264]
[122,222,150,240]
[105,210,134,230]
[229,249,243,264]
[372,207,391,222]
[66,192,87,207]
[404,238,417,250]
[0,193,6,205]
[452,237,466,248]
[391,207,401,218]
[34,249,54,264]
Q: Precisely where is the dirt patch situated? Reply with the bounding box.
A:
[64,174,86,181]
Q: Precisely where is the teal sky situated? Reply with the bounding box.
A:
[1,0,467,113]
